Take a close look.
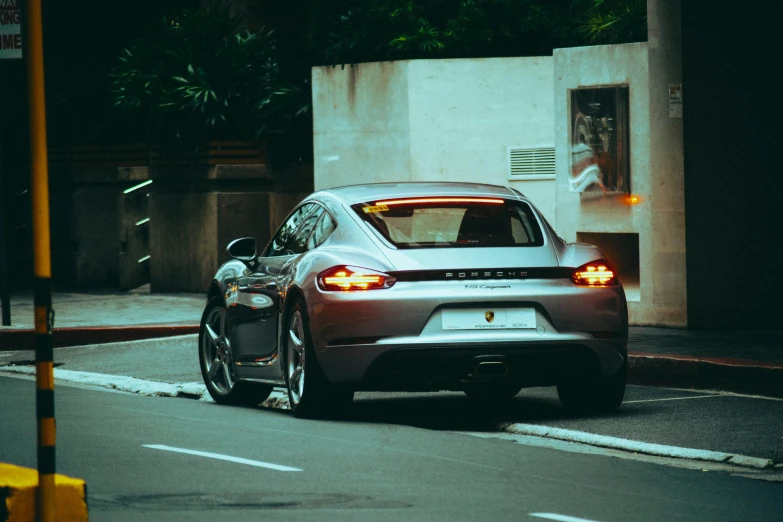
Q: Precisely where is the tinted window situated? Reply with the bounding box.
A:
[307,211,336,250]
[353,199,543,249]
[284,207,323,255]
[267,203,317,256]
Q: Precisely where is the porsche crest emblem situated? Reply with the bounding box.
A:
[485,311,495,323]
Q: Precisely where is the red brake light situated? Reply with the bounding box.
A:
[374,197,504,206]
[572,261,618,286]
[318,266,396,291]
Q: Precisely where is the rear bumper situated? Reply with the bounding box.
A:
[304,278,627,390]
[318,338,626,390]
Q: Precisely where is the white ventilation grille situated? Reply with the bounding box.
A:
[508,147,556,179]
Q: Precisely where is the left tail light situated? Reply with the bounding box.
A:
[317,265,397,291]
[571,260,619,286]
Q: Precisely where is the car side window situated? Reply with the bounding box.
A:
[284,207,324,255]
[307,211,337,250]
[267,203,317,257]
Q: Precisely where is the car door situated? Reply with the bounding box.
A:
[228,203,321,379]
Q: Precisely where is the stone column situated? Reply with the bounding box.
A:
[646,0,687,325]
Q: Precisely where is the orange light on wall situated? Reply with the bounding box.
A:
[625,194,643,205]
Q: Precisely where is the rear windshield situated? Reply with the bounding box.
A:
[352,198,544,249]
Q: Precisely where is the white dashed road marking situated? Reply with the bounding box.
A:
[143,444,302,472]
[530,513,602,522]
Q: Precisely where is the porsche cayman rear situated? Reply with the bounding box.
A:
[305,183,628,412]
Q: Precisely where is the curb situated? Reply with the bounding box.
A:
[628,352,783,399]
[0,463,88,521]
[0,325,199,351]
[0,366,292,409]
[503,424,774,470]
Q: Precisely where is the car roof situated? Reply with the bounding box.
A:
[314,182,521,205]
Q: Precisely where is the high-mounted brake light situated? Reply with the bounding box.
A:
[374,197,505,206]
[571,261,618,286]
[318,266,396,291]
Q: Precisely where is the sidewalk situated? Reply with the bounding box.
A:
[627,327,783,398]
[0,291,203,348]
[2,291,782,397]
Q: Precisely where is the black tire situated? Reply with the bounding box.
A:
[199,296,273,406]
[463,382,523,402]
[284,299,353,419]
[556,358,627,414]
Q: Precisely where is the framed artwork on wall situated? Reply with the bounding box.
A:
[569,86,630,194]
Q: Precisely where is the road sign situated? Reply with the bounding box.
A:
[0,0,21,60]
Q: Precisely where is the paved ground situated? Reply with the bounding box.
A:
[2,335,783,464]
[630,327,783,365]
[0,335,204,384]
[2,375,782,522]
[0,291,204,329]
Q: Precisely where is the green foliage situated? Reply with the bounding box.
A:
[49,0,645,166]
[306,0,646,66]
[577,0,648,44]
[110,2,310,152]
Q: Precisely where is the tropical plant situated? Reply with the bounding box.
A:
[306,0,646,66]
[110,2,310,156]
[577,0,647,44]
[62,0,645,165]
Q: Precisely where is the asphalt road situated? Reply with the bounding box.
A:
[2,375,782,522]
[2,335,783,462]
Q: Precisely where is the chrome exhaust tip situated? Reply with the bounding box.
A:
[475,361,508,376]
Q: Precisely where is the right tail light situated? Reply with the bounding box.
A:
[571,260,618,286]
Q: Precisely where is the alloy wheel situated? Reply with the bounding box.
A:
[287,309,306,406]
[202,306,235,395]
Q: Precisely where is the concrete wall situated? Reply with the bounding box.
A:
[150,189,275,293]
[50,166,144,290]
[149,164,306,293]
[554,39,686,326]
[48,162,310,294]
[313,58,556,223]
[313,61,412,188]
[313,47,687,326]
[150,191,219,293]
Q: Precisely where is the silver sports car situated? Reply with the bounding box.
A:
[199,182,628,418]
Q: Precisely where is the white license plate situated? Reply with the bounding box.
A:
[441,308,536,330]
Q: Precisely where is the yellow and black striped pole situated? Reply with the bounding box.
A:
[23,0,56,520]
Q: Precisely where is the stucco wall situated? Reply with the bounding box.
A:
[406,58,556,222]
[312,61,412,189]
[554,41,686,326]
[312,58,556,223]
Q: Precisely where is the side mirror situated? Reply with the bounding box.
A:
[227,237,257,265]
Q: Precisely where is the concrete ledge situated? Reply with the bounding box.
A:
[0,325,199,351]
[629,353,783,398]
[0,463,88,521]
[503,424,774,470]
